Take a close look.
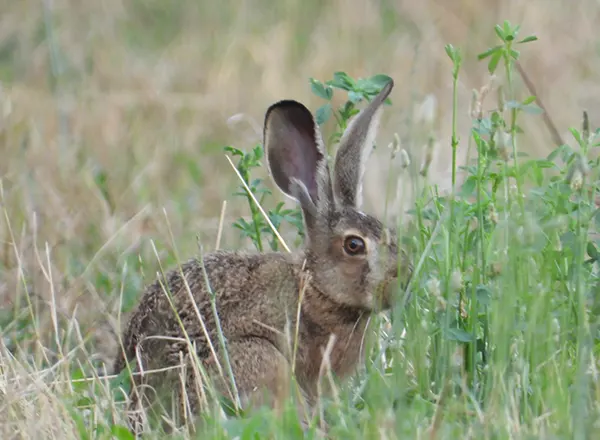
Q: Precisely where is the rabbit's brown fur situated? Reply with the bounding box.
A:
[113,79,411,432]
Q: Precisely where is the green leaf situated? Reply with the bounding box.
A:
[368,74,393,88]
[476,285,492,306]
[547,144,572,162]
[560,231,577,249]
[494,24,506,42]
[488,50,502,74]
[519,160,535,177]
[252,144,264,160]
[111,424,135,440]
[309,78,332,100]
[67,405,90,440]
[327,71,355,91]
[521,104,544,115]
[75,396,94,408]
[315,103,332,125]
[223,412,269,438]
[570,128,584,147]
[477,45,502,60]
[70,367,88,393]
[445,327,475,343]
[445,44,457,61]
[223,145,244,157]
[518,35,538,44]
[460,176,477,198]
[448,45,462,77]
[348,91,363,103]
[232,218,251,231]
[109,361,134,403]
[535,160,556,169]
[532,165,544,186]
[587,242,600,261]
[356,78,381,94]
[506,100,543,115]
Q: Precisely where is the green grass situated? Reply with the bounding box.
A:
[2,2,600,439]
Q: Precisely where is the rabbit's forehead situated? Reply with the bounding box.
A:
[330,208,393,240]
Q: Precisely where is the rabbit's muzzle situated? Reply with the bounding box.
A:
[378,251,413,309]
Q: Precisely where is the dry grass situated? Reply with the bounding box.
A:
[1,0,600,438]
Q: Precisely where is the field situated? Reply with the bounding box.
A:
[1,0,600,438]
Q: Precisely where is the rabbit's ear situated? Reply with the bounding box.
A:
[333,79,394,208]
[263,100,333,228]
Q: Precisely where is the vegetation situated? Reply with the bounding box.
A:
[1,1,600,439]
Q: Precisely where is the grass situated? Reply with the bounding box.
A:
[2,1,600,438]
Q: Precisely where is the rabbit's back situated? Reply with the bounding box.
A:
[113,250,302,376]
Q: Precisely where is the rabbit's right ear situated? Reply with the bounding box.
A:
[263,100,333,229]
[332,79,394,209]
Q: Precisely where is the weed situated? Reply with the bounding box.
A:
[2,14,600,440]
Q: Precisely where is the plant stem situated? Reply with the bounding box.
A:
[451,71,459,190]
[504,44,524,215]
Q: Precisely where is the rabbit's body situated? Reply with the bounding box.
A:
[114,79,412,432]
[114,250,375,411]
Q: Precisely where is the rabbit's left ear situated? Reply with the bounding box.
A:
[333,79,394,208]
[263,99,333,229]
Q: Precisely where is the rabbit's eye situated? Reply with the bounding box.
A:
[343,235,366,256]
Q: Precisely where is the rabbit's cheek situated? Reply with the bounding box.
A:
[339,259,369,283]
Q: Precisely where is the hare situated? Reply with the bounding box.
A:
[112,78,412,432]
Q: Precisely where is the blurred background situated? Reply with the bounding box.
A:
[0,0,599,365]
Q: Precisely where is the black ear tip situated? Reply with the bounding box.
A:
[265,99,312,120]
[263,99,316,138]
[380,78,394,97]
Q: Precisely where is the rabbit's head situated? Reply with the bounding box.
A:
[263,79,409,312]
